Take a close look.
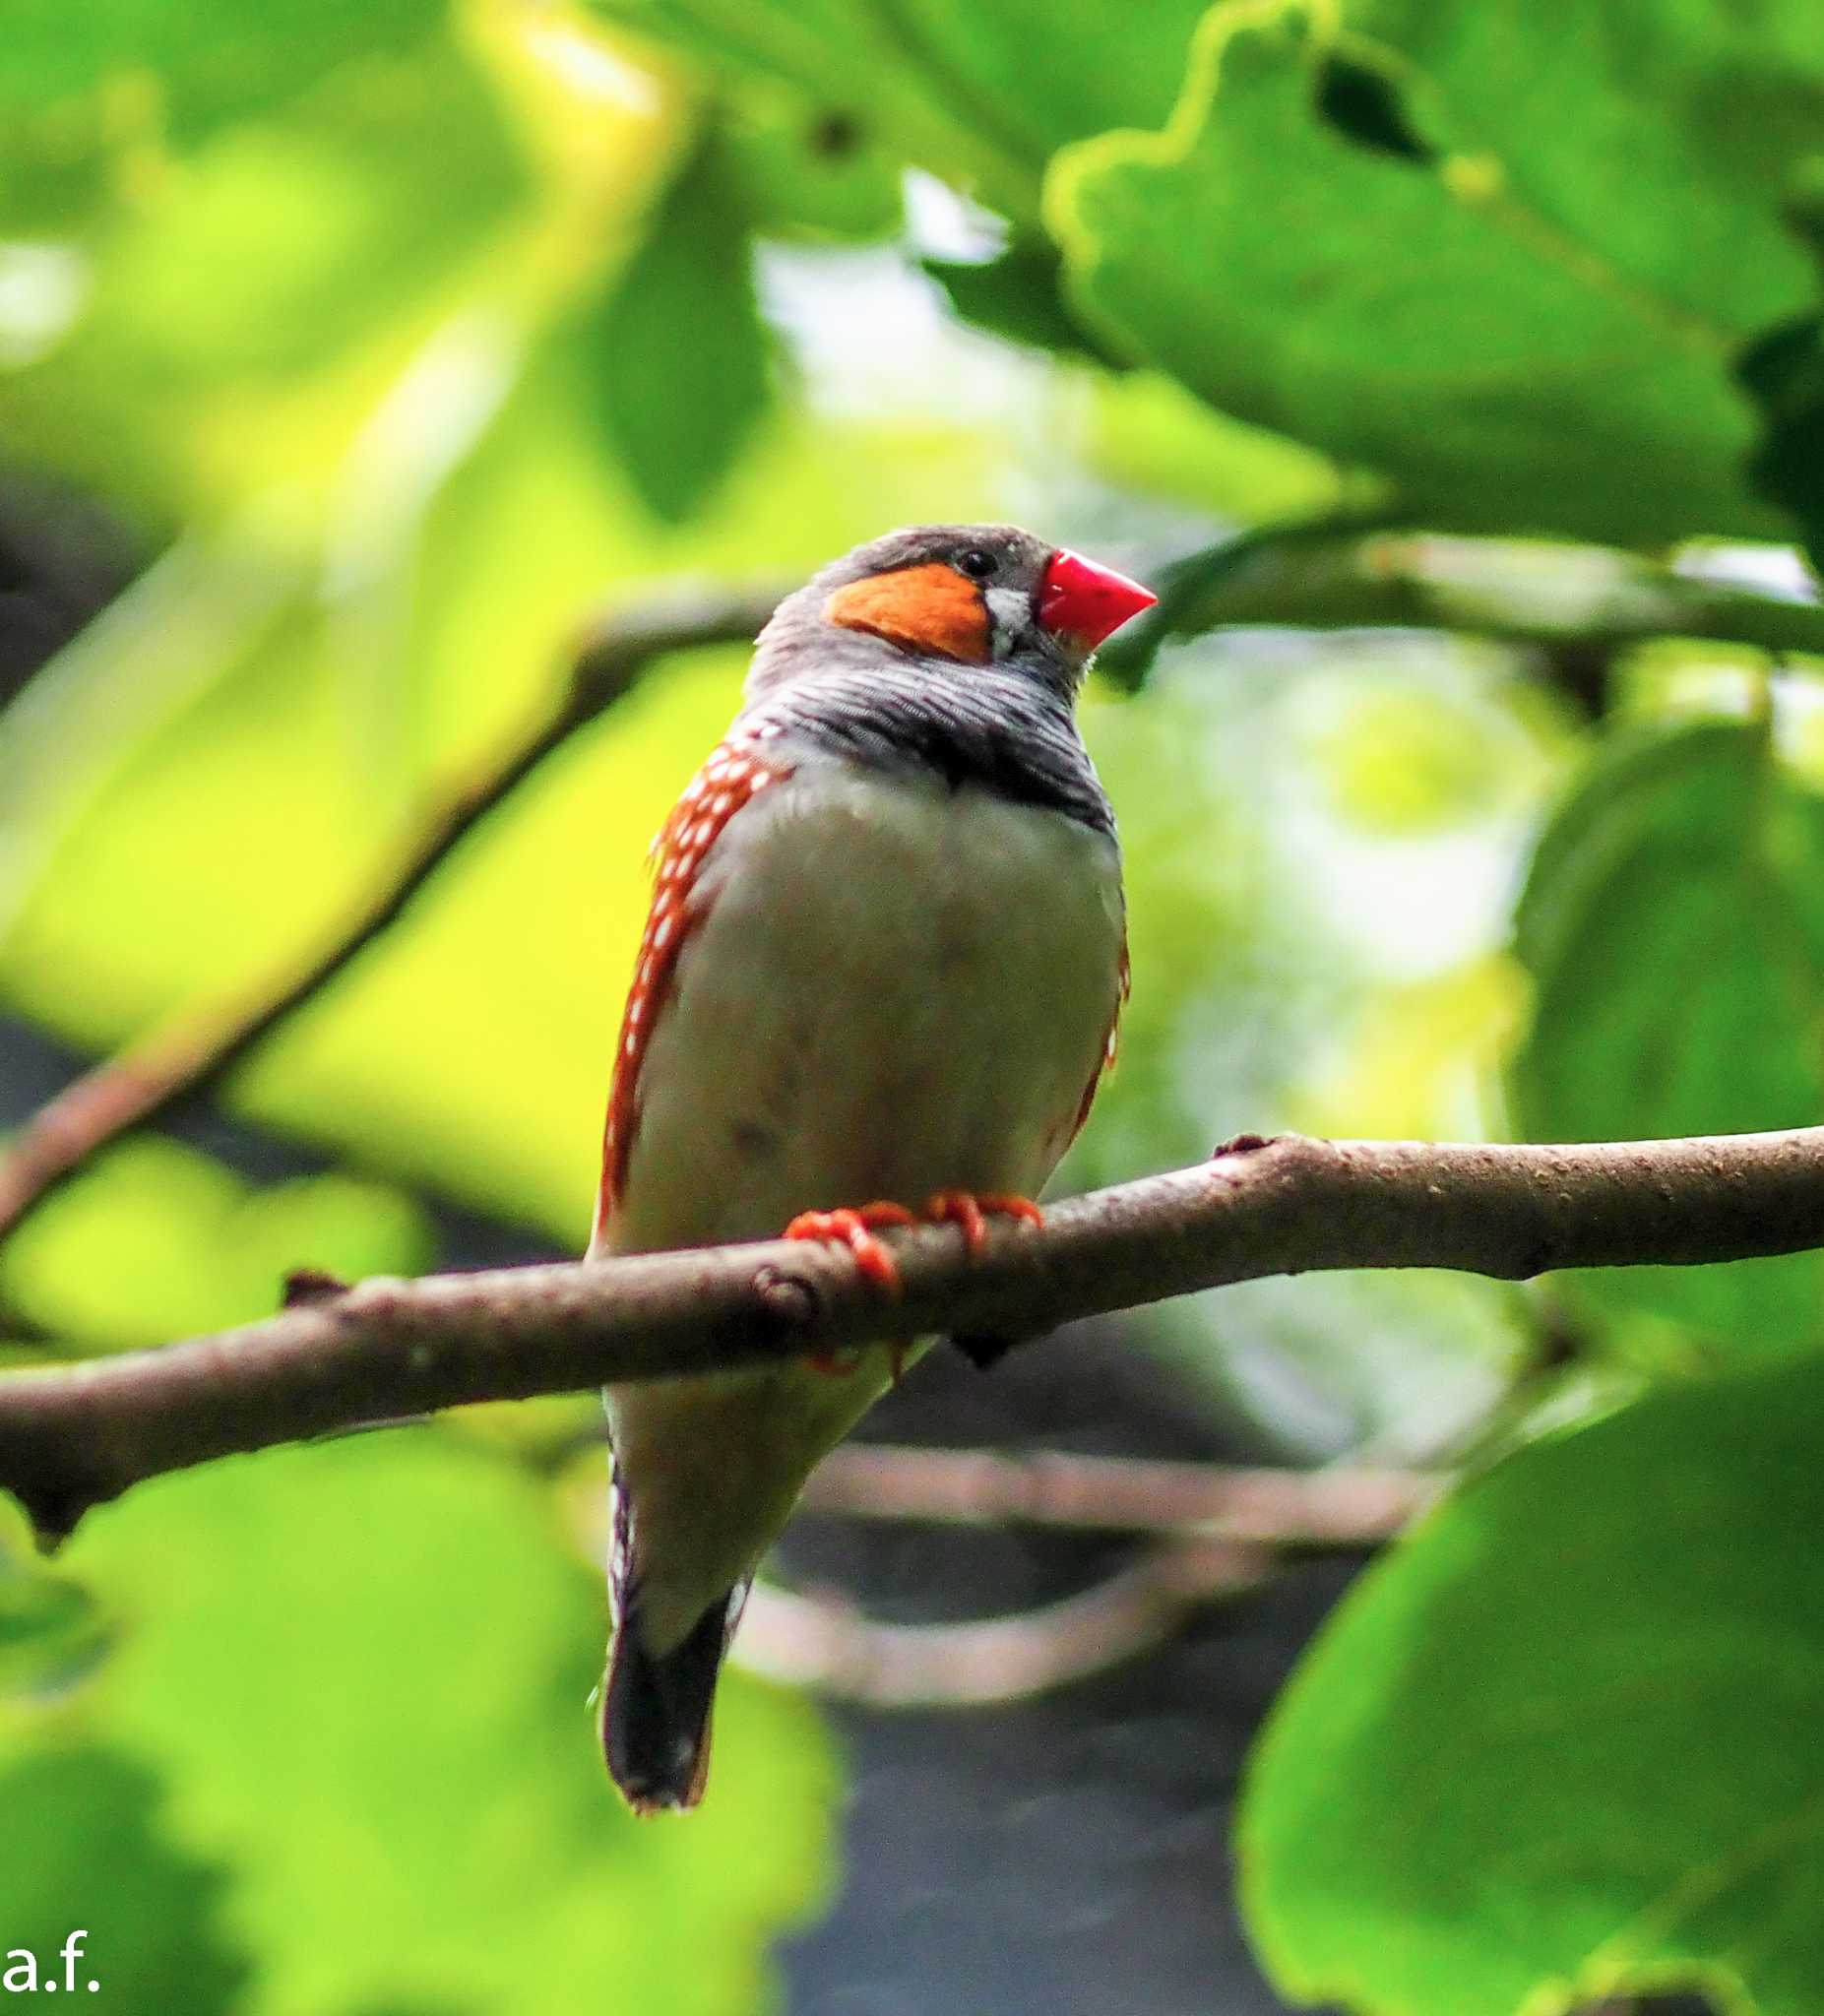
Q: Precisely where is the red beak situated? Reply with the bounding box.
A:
[1038,548,1157,651]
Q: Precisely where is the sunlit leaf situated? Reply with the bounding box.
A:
[1,0,443,145]
[0,527,309,935]
[721,88,902,242]
[64,1432,835,2016]
[0,1140,433,1351]
[0,39,531,523]
[587,0,1211,215]
[1051,3,1824,544]
[1070,379,1349,577]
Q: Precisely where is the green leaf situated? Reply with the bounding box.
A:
[586,0,1211,217]
[60,1432,835,2016]
[0,1140,434,1351]
[581,130,772,523]
[924,239,1118,362]
[1512,720,1824,1356]
[0,1747,248,2010]
[720,89,903,242]
[0,0,510,290]
[0,0,444,147]
[0,1541,105,1693]
[97,59,527,381]
[0,38,530,524]
[1739,165,1824,568]
[1241,1354,1824,2016]
[850,0,1210,165]
[1050,2,1824,544]
[1741,311,1824,570]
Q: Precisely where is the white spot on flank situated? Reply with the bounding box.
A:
[654,916,674,948]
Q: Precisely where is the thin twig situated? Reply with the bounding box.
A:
[733,1539,1276,1706]
[1101,526,1824,684]
[4,1125,1824,1543]
[795,1444,1439,1543]
[0,580,786,1242]
[739,1445,1435,1704]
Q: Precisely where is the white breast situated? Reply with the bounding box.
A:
[597,746,1124,1648]
[607,748,1124,1254]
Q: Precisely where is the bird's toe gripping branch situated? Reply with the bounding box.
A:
[785,1192,1044,1382]
[926,1193,1044,1379]
[784,1202,916,1286]
[785,1203,916,1377]
[924,1190,1044,1255]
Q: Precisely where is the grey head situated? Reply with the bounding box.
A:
[744,524,1075,709]
[734,524,1154,838]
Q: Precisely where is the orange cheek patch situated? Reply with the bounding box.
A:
[825,561,991,662]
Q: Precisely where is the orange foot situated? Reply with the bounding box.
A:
[785,1201,916,1377]
[924,1190,1044,1255]
[785,1201,916,1286]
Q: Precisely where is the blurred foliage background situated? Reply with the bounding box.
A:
[3,0,1824,2011]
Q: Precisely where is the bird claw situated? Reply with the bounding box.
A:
[785,1202,916,1376]
[784,1193,1041,1382]
[924,1189,1044,1256]
[785,1201,915,1287]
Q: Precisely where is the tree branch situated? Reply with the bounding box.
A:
[1101,524,1824,686]
[5,1125,1824,1544]
[794,1443,1438,1543]
[742,1446,1433,1703]
[733,1538,1275,1706]
[545,1440,1431,1701]
[0,580,786,1243]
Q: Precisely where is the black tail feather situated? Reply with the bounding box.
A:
[601,1589,739,1814]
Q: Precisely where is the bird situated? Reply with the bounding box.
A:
[588,523,1155,1812]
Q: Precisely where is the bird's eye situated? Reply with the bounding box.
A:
[956,547,997,582]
